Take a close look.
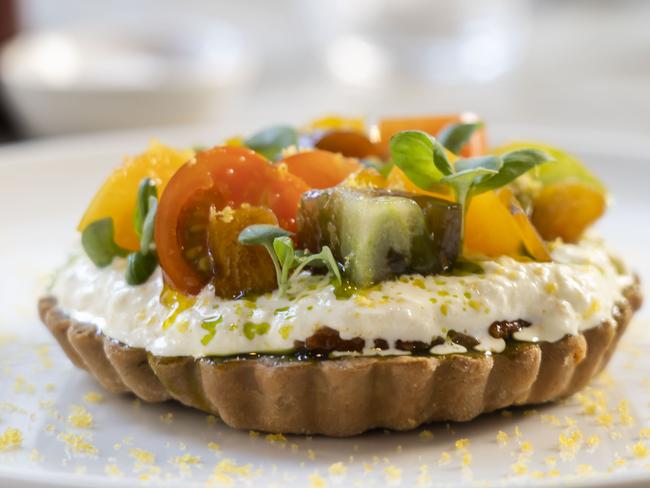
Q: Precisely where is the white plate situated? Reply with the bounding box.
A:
[0,125,648,487]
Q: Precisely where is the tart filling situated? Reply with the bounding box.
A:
[51,239,632,358]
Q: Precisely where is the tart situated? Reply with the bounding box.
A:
[40,115,643,436]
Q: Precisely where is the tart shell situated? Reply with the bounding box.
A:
[38,284,642,437]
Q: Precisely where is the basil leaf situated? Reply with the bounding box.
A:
[471,149,551,196]
[238,225,294,246]
[134,178,158,238]
[390,131,453,190]
[140,195,158,254]
[125,251,158,285]
[454,155,502,174]
[81,218,128,267]
[244,125,298,161]
[437,121,483,155]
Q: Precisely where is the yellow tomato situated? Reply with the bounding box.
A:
[78,141,194,250]
[464,190,550,261]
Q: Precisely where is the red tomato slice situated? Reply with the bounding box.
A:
[155,146,309,294]
[281,150,362,189]
[377,113,487,158]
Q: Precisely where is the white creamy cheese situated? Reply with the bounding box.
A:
[51,239,633,358]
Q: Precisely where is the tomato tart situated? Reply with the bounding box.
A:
[40,115,642,436]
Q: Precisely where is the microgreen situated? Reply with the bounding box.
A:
[238,224,342,296]
[125,251,157,285]
[134,178,157,239]
[390,130,552,242]
[81,218,128,267]
[437,121,483,155]
[244,125,298,161]
[82,177,160,285]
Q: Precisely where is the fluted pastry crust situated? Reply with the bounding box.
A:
[38,284,642,437]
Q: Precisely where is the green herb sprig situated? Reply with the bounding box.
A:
[81,177,160,285]
[238,224,342,296]
[389,130,552,241]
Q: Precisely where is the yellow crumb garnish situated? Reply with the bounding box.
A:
[68,405,93,429]
[496,431,509,444]
[208,442,221,452]
[248,430,259,438]
[216,205,235,223]
[104,464,124,477]
[640,428,650,439]
[419,429,433,440]
[308,473,327,488]
[559,429,583,454]
[210,459,252,485]
[13,376,35,394]
[501,410,513,418]
[0,428,22,451]
[631,442,649,459]
[160,412,174,424]
[520,441,534,453]
[462,452,472,466]
[582,299,601,319]
[57,432,98,455]
[455,438,470,449]
[586,435,600,448]
[265,433,287,443]
[30,448,44,462]
[597,412,613,427]
[541,414,561,426]
[172,453,201,472]
[328,462,347,476]
[384,465,402,481]
[613,456,627,467]
[363,463,373,472]
[514,425,522,438]
[511,462,528,475]
[548,468,560,477]
[307,449,316,461]
[83,392,103,404]
[129,447,155,465]
[438,452,451,465]
[544,282,558,294]
[207,415,217,426]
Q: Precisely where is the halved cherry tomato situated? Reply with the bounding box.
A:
[314,130,378,159]
[281,150,362,189]
[377,113,487,158]
[155,146,309,294]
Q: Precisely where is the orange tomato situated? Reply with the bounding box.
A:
[341,167,388,189]
[464,190,550,261]
[78,141,194,250]
[532,183,606,243]
[377,113,487,158]
[385,166,454,201]
[281,150,362,189]
[155,146,309,294]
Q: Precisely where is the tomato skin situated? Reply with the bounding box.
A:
[377,114,487,158]
[281,150,362,189]
[155,146,309,294]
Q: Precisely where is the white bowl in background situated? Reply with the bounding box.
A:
[0,21,255,136]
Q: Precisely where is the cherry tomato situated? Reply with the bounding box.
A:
[155,146,309,294]
[281,150,362,189]
[314,130,378,159]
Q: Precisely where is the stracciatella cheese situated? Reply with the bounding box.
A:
[51,239,633,358]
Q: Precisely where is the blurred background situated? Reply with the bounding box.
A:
[0,0,649,142]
